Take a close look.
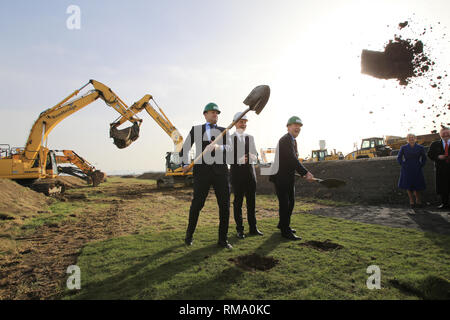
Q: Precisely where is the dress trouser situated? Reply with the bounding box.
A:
[275,180,295,234]
[232,170,256,232]
[186,167,230,243]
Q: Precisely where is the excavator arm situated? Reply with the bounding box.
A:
[54,149,106,186]
[23,79,145,168]
[111,97,184,152]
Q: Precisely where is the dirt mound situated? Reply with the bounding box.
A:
[0,179,49,218]
[300,239,343,251]
[136,172,165,180]
[55,176,88,189]
[228,253,279,271]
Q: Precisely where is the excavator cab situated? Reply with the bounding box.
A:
[45,151,59,177]
[165,152,182,171]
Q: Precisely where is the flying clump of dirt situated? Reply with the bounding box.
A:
[361,19,449,132]
[361,36,433,86]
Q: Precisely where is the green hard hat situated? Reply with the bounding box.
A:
[203,102,221,114]
[287,116,303,126]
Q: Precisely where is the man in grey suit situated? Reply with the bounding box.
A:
[230,112,263,239]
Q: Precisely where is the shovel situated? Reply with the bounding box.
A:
[185,85,270,171]
[296,174,346,189]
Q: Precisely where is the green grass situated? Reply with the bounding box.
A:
[22,201,109,230]
[64,213,450,300]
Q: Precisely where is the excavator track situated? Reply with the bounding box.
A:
[17,179,66,196]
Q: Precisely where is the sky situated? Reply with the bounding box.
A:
[1,0,449,174]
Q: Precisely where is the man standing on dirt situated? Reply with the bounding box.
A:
[181,103,233,249]
[230,112,263,239]
[269,116,314,240]
[427,126,450,210]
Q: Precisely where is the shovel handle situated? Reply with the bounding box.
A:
[185,107,251,171]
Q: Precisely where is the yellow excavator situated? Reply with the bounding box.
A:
[110,96,193,188]
[54,150,106,187]
[344,137,392,160]
[0,79,147,195]
[305,149,344,162]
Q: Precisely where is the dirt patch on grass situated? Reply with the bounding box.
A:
[228,253,279,271]
[300,239,343,251]
[0,196,150,300]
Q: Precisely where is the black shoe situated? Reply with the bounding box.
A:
[281,232,302,241]
[410,203,415,209]
[236,231,245,239]
[437,204,450,210]
[218,241,233,249]
[185,238,193,246]
[277,225,296,233]
[249,228,264,236]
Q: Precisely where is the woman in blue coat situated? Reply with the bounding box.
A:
[397,133,427,208]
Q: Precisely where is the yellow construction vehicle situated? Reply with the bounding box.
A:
[0,79,146,195]
[385,133,440,155]
[305,149,344,162]
[54,150,106,187]
[344,137,392,160]
[110,97,193,188]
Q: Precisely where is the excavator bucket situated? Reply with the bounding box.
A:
[110,122,140,149]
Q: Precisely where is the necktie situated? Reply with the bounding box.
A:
[294,139,299,158]
[445,141,449,163]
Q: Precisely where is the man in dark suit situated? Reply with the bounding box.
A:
[427,127,450,210]
[180,102,233,249]
[269,116,314,240]
[230,112,263,239]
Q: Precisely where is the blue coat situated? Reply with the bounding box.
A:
[397,143,427,190]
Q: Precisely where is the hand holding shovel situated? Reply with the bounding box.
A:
[185,85,270,171]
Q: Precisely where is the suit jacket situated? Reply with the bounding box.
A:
[180,124,231,176]
[230,132,258,184]
[427,139,450,194]
[270,133,309,185]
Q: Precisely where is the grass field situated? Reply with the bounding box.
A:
[1,177,449,300]
[62,178,449,300]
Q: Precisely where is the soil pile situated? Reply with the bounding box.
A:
[0,179,49,218]
[55,176,88,189]
[137,172,165,180]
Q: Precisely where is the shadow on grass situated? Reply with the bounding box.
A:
[71,243,221,299]
[388,275,450,300]
[409,210,450,253]
[166,233,282,299]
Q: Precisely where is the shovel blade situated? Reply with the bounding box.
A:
[243,85,270,114]
[319,178,346,189]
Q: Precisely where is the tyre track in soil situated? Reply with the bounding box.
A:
[0,198,136,300]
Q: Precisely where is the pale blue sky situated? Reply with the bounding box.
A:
[1,0,449,173]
